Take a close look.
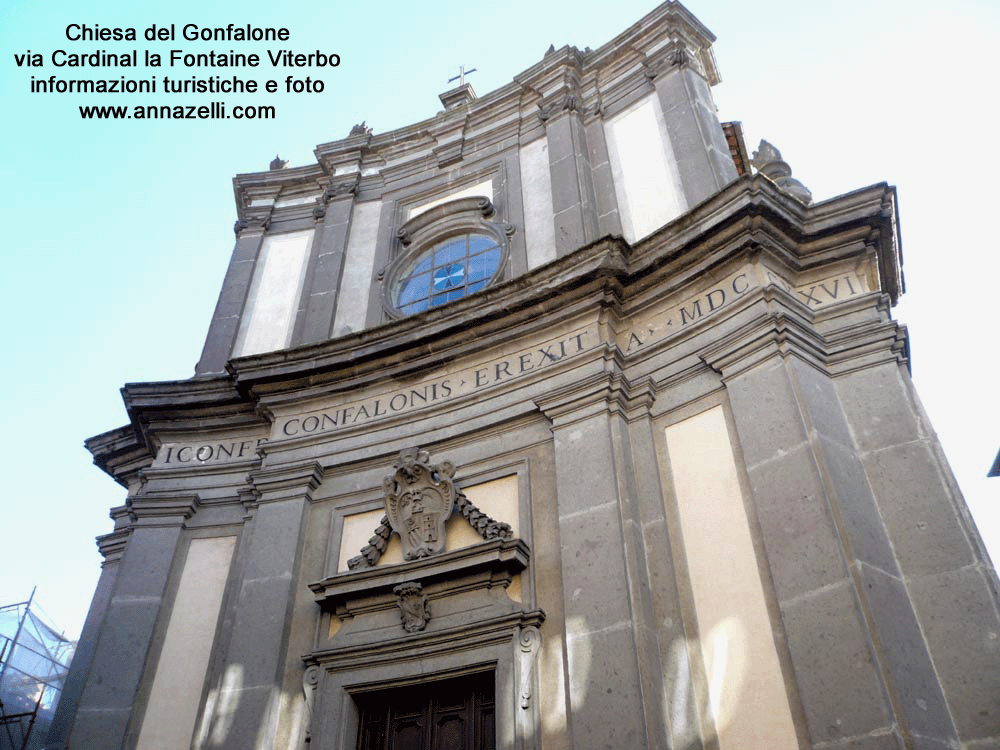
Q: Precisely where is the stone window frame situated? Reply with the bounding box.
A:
[381,196,514,320]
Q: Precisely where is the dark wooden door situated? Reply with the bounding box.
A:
[356,671,495,750]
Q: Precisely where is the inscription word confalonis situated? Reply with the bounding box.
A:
[279,330,592,438]
[153,262,873,465]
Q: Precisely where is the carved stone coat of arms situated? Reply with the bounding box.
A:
[383,447,457,560]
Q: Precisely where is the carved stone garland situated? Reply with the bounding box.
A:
[347,448,514,570]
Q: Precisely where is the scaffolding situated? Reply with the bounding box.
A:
[0,590,75,750]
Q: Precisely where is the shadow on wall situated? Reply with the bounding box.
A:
[189,619,750,748]
[543,614,749,750]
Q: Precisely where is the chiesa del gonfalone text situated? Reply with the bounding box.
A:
[48,3,1000,749]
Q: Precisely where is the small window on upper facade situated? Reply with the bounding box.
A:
[394,233,503,315]
[382,196,512,319]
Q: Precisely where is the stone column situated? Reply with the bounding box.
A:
[536,374,668,750]
[64,495,197,750]
[209,462,321,750]
[294,177,359,346]
[703,317,960,750]
[196,215,269,374]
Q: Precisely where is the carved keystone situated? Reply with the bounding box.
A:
[393,581,430,632]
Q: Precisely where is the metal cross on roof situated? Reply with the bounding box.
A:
[448,65,477,86]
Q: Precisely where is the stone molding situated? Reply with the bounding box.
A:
[310,537,529,613]
[91,179,902,484]
[247,461,323,504]
[127,491,200,527]
[308,606,544,672]
[699,302,830,381]
[96,529,129,564]
[698,285,908,382]
[534,371,658,426]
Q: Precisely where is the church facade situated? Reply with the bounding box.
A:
[48,3,1000,750]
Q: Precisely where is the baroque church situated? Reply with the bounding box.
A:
[47,3,1000,749]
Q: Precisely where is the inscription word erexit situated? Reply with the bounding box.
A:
[279,330,591,438]
[153,264,871,465]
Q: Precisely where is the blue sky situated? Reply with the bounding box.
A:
[1,0,997,638]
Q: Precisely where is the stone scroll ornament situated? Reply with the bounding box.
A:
[302,664,321,744]
[347,448,514,570]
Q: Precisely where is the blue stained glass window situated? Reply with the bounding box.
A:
[393,233,501,315]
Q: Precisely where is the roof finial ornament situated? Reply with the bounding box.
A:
[349,121,371,137]
[269,154,288,171]
[750,139,812,204]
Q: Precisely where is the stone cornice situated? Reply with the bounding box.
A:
[307,608,546,672]
[88,176,903,483]
[534,371,659,425]
[247,461,324,504]
[699,299,830,381]
[696,281,909,382]
[242,2,721,210]
[127,491,200,527]
[309,538,530,608]
[84,424,153,489]
[97,528,129,564]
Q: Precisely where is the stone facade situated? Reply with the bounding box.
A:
[48,3,1000,750]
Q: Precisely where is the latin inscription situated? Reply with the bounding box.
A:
[157,262,874,463]
[764,269,869,307]
[621,267,754,352]
[156,438,265,466]
[279,330,592,438]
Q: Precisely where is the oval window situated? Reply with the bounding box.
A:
[393,233,502,315]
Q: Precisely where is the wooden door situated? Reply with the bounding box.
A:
[356,671,495,750]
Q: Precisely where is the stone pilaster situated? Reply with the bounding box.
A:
[703,311,960,750]
[43,526,127,750]
[836,361,1000,749]
[294,175,359,345]
[196,215,269,374]
[584,118,623,238]
[539,95,600,257]
[208,462,322,750]
[536,373,671,750]
[64,494,198,750]
[648,50,737,208]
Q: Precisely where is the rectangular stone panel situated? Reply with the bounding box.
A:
[233,229,314,357]
[519,137,557,270]
[333,201,382,336]
[664,405,799,750]
[135,536,236,750]
[604,93,686,242]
